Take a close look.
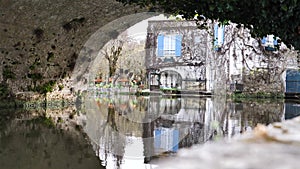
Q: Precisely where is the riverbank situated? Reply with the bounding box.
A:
[0,90,77,109]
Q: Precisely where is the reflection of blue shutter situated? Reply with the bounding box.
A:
[154,129,161,149]
[172,129,179,152]
[175,35,182,57]
[157,35,164,57]
[214,24,218,48]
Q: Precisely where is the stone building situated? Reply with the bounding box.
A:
[222,24,299,96]
[145,20,211,92]
[145,19,299,96]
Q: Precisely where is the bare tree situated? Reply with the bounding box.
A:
[102,39,124,79]
[98,31,147,87]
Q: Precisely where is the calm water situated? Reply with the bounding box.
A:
[0,95,299,169]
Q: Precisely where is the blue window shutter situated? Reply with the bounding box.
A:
[273,38,278,46]
[220,25,225,44]
[214,24,219,46]
[214,23,218,48]
[175,35,182,57]
[157,35,164,57]
[261,37,266,44]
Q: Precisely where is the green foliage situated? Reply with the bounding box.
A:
[29,80,56,94]
[27,73,43,81]
[38,81,56,94]
[27,73,56,94]
[29,58,41,70]
[57,117,63,123]
[58,84,64,91]
[160,87,180,94]
[0,83,10,98]
[47,52,55,61]
[29,116,55,128]
[117,0,300,50]
[29,65,35,70]
[3,67,15,79]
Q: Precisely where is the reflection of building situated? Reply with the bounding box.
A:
[284,101,300,119]
[88,95,286,168]
[144,96,212,158]
[154,128,179,153]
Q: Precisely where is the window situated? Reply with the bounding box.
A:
[261,35,279,51]
[214,23,225,51]
[157,34,182,57]
[164,35,176,56]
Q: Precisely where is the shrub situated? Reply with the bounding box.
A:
[27,73,43,81]
[33,28,44,39]
[34,81,56,94]
[3,67,15,79]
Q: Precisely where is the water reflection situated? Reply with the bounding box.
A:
[0,109,103,169]
[83,95,286,169]
[0,97,298,169]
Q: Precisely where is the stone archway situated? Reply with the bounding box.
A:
[71,12,161,92]
[1,1,157,96]
[159,70,183,89]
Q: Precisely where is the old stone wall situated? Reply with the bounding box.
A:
[146,20,208,69]
[220,23,299,96]
[242,69,283,95]
[0,0,145,97]
[145,20,209,90]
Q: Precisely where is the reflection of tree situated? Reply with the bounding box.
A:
[99,102,125,169]
[107,103,118,131]
[143,118,155,163]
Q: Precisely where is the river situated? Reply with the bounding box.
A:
[0,95,299,169]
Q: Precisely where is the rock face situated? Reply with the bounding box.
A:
[0,0,146,97]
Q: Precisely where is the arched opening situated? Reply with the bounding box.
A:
[70,12,163,92]
[159,70,183,89]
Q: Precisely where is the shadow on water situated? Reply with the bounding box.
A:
[83,94,299,169]
[0,108,104,169]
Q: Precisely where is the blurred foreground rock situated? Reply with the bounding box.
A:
[159,116,300,169]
